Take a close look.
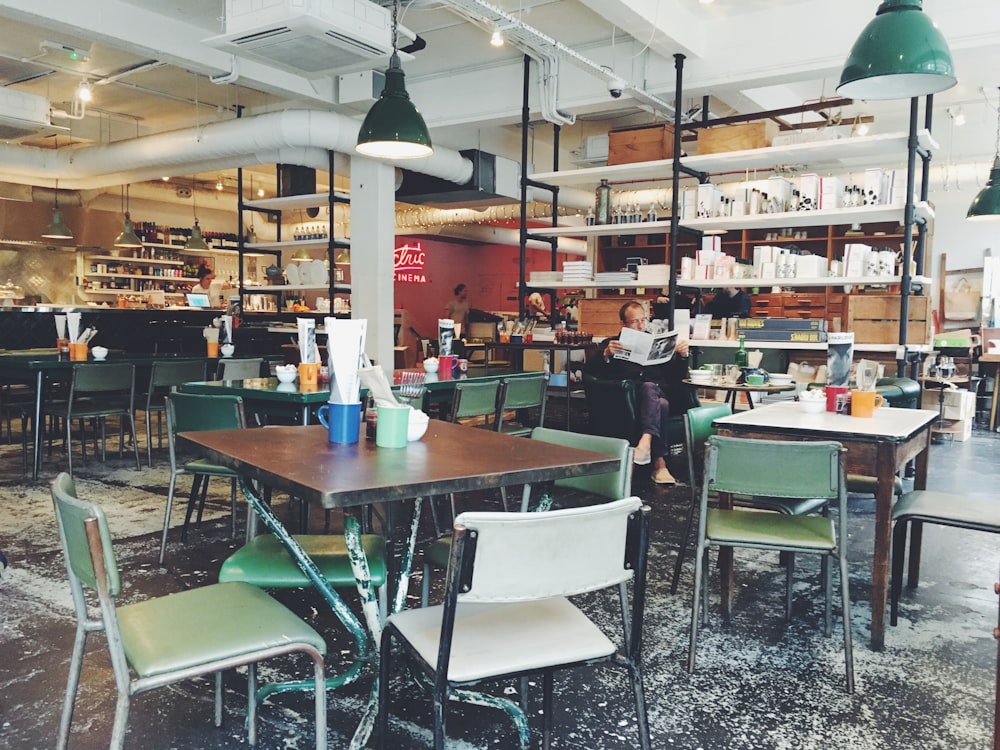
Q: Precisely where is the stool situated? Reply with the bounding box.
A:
[890,490,1000,626]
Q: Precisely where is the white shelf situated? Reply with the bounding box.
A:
[86,272,197,282]
[530,130,938,187]
[690,338,932,354]
[243,191,350,211]
[86,254,182,266]
[526,203,932,238]
[141,242,242,257]
[245,283,351,293]
[679,275,932,289]
[246,238,349,252]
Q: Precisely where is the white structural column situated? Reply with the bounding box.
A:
[350,156,397,375]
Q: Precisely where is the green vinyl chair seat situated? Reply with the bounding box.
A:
[220,533,387,589]
[706,509,836,551]
[181,458,239,477]
[845,473,904,497]
[118,581,327,678]
[890,490,1000,626]
[423,537,452,572]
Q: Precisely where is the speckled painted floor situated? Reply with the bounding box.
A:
[1,411,998,749]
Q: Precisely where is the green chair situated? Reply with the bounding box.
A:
[688,436,854,693]
[216,357,265,381]
[158,392,245,565]
[51,472,327,750]
[135,359,207,467]
[890,490,1000,626]
[378,497,651,750]
[449,379,503,428]
[496,373,548,437]
[44,362,141,477]
[670,403,829,595]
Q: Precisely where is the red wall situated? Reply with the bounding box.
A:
[393,237,570,339]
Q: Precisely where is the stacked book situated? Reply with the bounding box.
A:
[562,261,594,283]
[595,271,636,284]
[637,264,670,285]
[528,270,563,285]
[736,317,829,342]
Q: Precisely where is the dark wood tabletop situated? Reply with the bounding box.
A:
[179,420,621,510]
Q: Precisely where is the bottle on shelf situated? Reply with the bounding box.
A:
[734,334,748,368]
[595,178,611,225]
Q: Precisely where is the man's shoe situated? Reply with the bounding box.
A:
[633,446,651,465]
[652,467,676,485]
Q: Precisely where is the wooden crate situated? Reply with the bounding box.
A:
[697,121,779,155]
[578,298,630,338]
[608,123,674,165]
[845,294,931,344]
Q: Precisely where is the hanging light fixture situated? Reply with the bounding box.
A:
[113,185,142,248]
[185,178,209,250]
[837,0,956,100]
[967,88,1000,221]
[335,246,351,264]
[42,140,73,240]
[355,0,433,159]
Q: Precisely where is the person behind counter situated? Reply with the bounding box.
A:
[702,287,751,319]
[585,300,690,485]
[192,262,230,308]
[525,292,561,327]
[445,283,470,334]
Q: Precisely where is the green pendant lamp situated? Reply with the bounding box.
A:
[967,89,1000,221]
[837,0,956,100]
[355,0,432,159]
[185,218,209,250]
[42,182,73,239]
[113,185,143,248]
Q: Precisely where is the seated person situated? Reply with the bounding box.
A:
[703,287,751,319]
[585,301,690,485]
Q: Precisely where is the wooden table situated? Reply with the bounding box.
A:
[179,420,620,747]
[712,401,938,651]
[683,379,796,410]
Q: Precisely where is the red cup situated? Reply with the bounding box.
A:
[825,385,850,413]
[438,354,456,375]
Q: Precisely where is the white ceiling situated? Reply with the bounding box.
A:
[0,0,996,198]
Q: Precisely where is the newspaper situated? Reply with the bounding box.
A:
[615,327,679,366]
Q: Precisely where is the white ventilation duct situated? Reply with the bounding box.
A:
[0,109,474,190]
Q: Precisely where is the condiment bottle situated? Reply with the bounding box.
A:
[735,334,749,368]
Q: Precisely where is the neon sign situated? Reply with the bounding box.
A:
[394,242,427,283]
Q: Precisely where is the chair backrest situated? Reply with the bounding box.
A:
[216,358,264,381]
[150,359,208,390]
[72,362,135,395]
[684,403,733,497]
[51,471,121,600]
[530,426,632,499]
[450,379,503,423]
[704,435,843,501]
[497,373,547,430]
[451,497,645,604]
[167,392,245,435]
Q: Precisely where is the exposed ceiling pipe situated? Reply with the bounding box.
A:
[0,109,474,190]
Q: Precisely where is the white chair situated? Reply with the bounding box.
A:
[378,497,651,750]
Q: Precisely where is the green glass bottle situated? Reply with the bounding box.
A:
[735,334,749,368]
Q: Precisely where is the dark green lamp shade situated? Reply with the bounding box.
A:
[356,61,433,159]
[967,157,1000,221]
[41,207,73,239]
[185,219,209,250]
[114,213,143,248]
[837,0,956,100]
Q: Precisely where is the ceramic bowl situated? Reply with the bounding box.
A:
[220,343,235,358]
[90,346,108,360]
[799,397,825,414]
[768,373,793,385]
[745,374,766,386]
[423,358,439,373]
[407,409,430,441]
[275,366,297,384]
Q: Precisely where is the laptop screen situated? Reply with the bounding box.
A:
[186,293,211,308]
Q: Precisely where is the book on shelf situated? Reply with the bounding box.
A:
[615,327,679,366]
[739,329,828,343]
[737,317,828,332]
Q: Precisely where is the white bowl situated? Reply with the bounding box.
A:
[768,373,793,385]
[90,346,108,360]
[220,344,235,358]
[689,372,713,383]
[407,410,430,441]
[275,367,297,384]
[423,359,439,373]
[799,398,825,414]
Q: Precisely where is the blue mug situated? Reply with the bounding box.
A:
[316,401,361,444]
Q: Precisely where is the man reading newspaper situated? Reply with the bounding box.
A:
[585,301,691,485]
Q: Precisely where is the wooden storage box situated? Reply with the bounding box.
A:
[608,123,674,165]
[579,298,630,338]
[697,121,779,155]
[845,294,931,344]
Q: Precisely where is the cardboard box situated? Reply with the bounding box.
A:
[921,388,976,420]
[845,294,931,345]
[607,123,674,165]
[697,121,779,155]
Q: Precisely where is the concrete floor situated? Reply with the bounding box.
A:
[1,407,998,749]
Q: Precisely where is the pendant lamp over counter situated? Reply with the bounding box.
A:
[967,87,1000,221]
[355,0,432,159]
[185,176,209,250]
[837,0,956,101]
[114,185,143,248]
[41,181,73,240]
